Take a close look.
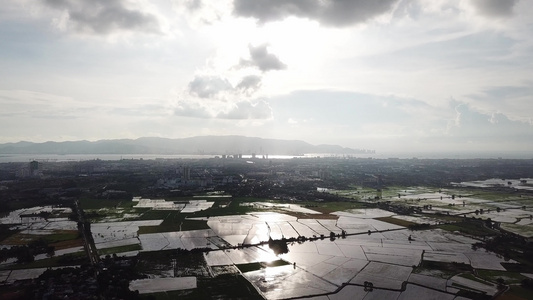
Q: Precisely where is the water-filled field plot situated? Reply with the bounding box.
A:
[408,273,449,291]
[397,284,455,300]
[449,274,498,295]
[244,264,338,300]
[454,178,533,191]
[3,268,47,283]
[129,277,197,294]
[350,261,412,290]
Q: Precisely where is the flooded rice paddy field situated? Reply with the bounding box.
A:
[361,184,533,238]
[130,209,522,299]
[129,277,197,294]
[453,178,533,191]
[241,202,322,214]
[133,198,214,212]
[0,268,48,284]
[2,184,533,299]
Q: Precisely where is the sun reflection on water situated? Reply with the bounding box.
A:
[255,246,278,264]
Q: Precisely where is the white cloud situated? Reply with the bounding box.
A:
[239,44,287,72]
[217,100,272,120]
[448,100,533,140]
[469,0,519,18]
[173,99,213,119]
[232,0,398,27]
[236,75,262,94]
[42,0,165,35]
[188,75,233,98]
[1,0,533,155]
[177,72,272,120]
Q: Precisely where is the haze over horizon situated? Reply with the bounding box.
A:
[1,0,533,155]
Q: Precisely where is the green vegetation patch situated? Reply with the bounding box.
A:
[50,238,85,250]
[98,244,142,256]
[438,221,497,237]
[419,260,473,273]
[432,214,466,223]
[0,225,16,244]
[136,209,173,220]
[451,282,474,290]
[376,216,416,228]
[41,230,80,244]
[412,267,459,280]
[1,251,87,270]
[500,223,533,238]
[498,285,533,300]
[501,263,533,273]
[300,201,367,214]
[477,270,528,284]
[457,189,517,201]
[1,230,80,246]
[79,197,134,209]
[459,272,492,285]
[138,225,176,234]
[138,220,209,234]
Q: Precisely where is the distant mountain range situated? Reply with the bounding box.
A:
[0,136,373,155]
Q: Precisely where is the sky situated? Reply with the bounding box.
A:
[1,0,533,156]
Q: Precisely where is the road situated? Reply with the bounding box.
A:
[74,200,100,268]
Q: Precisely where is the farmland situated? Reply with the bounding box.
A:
[1,157,533,299]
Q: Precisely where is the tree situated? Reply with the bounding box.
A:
[485,218,493,229]
[364,281,374,292]
[16,247,34,263]
[268,238,289,255]
[46,246,55,258]
[496,277,506,290]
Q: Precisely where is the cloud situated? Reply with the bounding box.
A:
[110,104,170,117]
[448,101,533,140]
[183,0,203,11]
[43,0,162,35]
[466,84,533,122]
[217,100,272,120]
[188,75,233,98]
[174,98,272,120]
[173,100,212,119]
[178,73,271,120]
[232,0,398,27]
[470,0,518,18]
[239,44,287,72]
[236,75,262,94]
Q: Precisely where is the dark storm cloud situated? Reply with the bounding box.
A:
[43,0,162,34]
[233,0,398,27]
[188,75,233,98]
[470,0,519,18]
[217,100,272,120]
[239,44,287,72]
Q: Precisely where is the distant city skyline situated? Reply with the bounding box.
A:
[1,0,532,155]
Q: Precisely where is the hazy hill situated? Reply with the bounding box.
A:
[0,136,373,155]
